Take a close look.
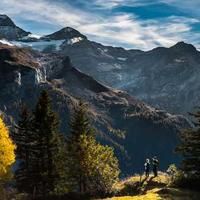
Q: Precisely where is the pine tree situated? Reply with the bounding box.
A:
[66,101,120,195]
[32,90,68,196]
[13,104,36,193]
[14,91,68,196]
[176,108,200,182]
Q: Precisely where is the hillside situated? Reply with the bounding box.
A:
[102,173,200,200]
[59,35,200,115]
[0,42,190,174]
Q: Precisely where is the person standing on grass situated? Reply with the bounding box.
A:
[144,158,150,177]
[152,156,159,177]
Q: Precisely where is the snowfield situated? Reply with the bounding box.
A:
[67,37,83,45]
[0,39,14,46]
[12,40,65,51]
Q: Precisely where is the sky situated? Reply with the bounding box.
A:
[0,0,200,50]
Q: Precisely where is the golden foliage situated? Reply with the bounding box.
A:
[0,117,16,177]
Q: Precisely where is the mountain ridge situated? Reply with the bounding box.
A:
[0,14,30,40]
[0,15,196,174]
[0,42,190,174]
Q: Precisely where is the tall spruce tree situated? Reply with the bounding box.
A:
[66,101,120,195]
[14,104,36,193]
[176,108,200,182]
[14,91,68,197]
[32,90,67,196]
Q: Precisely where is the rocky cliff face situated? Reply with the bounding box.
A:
[0,15,30,40]
[1,15,200,116]
[60,39,200,115]
[0,43,189,174]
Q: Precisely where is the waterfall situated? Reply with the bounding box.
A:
[15,71,21,86]
[35,68,47,84]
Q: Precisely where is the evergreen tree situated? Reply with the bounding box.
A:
[176,108,200,183]
[32,90,68,196]
[14,91,68,197]
[14,104,36,193]
[66,101,120,195]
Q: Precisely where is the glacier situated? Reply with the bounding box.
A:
[12,40,65,51]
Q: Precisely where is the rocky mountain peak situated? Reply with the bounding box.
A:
[42,26,87,40]
[0,14,15,27]
[0,14,30,40]
[170,41,197,53]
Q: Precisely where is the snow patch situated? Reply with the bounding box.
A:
[67,37,83,45]
[174,58,185,63]
[0,39,14,46]
[13,40,65,51]
[22,34,41,40]
[117,57,127,61]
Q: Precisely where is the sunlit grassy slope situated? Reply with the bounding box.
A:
[102,173,200,200]
[109,188,161,200]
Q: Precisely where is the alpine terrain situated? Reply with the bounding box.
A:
[0,15,190,175]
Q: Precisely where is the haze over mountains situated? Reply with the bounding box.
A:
[0,14,195,174]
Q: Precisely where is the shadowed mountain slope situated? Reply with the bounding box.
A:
[0,44,189,174]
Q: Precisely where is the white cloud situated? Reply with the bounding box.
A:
[0,0,91,27]
[0,0,199,50]
[78,14,199,49]
[92,0,156,9]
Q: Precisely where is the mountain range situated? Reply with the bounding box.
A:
[0,14,193,174]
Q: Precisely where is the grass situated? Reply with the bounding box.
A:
[101,172,200,200]
[107,188,162,200]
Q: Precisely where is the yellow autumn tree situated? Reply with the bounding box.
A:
[0,117,16,177]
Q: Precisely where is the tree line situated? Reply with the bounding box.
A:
[12,90,120,198]
[0,90,200,199]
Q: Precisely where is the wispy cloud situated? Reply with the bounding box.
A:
[161,0,200,17]
[79,14,198,49]
[0,0,199,50]
[0,0,92,27]
[91,0,153,9]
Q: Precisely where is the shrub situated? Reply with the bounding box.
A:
[167,164,200,190]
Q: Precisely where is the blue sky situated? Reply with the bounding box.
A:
[0,0,200,50]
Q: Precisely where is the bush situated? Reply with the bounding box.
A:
[167,164,200,190]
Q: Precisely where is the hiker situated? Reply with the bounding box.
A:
[144,158,150,177]
[152,156,159,177]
